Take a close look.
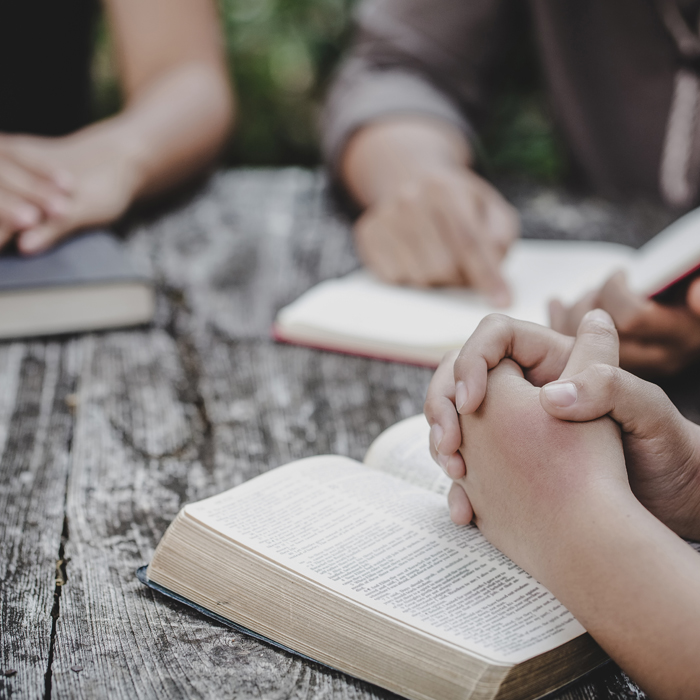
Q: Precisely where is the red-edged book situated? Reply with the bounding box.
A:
[274,209,700,366]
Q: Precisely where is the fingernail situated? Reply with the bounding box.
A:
[437,453,450,474]
[543,382,578,408]
[586,309,614,328]
[455,381,468,413]
[14,205,40,227]
[430,424,444,454]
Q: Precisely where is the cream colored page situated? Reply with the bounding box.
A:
[363,414,451,495]
[276,239,634,350]
[626,206,700,295]
[187,456,585,665]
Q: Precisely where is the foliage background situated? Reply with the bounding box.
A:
[93,0,565,181]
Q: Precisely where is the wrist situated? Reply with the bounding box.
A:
[79,117,151,200]
[342,118,471,206]
[520,478,638,585]
[106,120,151,199]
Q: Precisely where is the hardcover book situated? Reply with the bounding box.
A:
[141,415,606,700]
[274,208,700,366]
[0,229,154,339]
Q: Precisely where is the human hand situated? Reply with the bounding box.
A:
[539,329,700,539]
[0,134,74,250]
[449,330,700,700]
[425,315,575,484]
[451,352,627,573]
[550,271,700,376]
[424,311,700,538]
[354,166,519,304]
[0,129,142,255]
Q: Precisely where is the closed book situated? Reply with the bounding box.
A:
[0,229,154,339]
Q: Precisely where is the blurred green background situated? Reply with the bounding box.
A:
[93,0,565,182]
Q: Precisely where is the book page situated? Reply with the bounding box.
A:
[275,239,634,362]
[627,206,700,296]
[186,456,586,665]
[363,414,452,495]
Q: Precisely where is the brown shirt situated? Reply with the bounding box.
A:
[323,0,700,207]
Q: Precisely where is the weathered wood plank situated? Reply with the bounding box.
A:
[0,341,82,698]
[142,168,357,340]
[49,330,409,699]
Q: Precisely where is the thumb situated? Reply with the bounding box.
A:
[559,308,619,379]
[540,363,672,434]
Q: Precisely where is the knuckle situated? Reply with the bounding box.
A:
[646,379,669,405]
[480,313,514,335]
[423,396,438,420]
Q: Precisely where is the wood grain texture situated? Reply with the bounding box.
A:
[0,341,81,698]
[3,168,684,699]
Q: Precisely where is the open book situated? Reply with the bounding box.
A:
[143,415,606,700]
[274,207,700,366]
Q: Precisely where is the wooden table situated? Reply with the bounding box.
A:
[2,168,691,699]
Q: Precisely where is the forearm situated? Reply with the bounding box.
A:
[341,118,471,207]
[536,488,700,699]
[90,61,233,200]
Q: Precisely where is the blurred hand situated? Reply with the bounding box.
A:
[0,130,142,255]
[0,134,74,250]
[549,271,700,376]
[354,166,519,304]
[425,312,700,538]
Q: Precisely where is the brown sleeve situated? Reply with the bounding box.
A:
[321,0,514,175]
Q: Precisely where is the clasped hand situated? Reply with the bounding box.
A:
[425,311,700,544]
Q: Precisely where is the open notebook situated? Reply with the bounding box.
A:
[274,207,700,366]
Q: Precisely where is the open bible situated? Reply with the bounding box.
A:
[142,415,606,700]
[274,206,700,366]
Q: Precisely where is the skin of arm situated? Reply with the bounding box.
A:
[340,117,519,303]
[425,311,700,539]
[455,361,700,698]
[0,0,234,253]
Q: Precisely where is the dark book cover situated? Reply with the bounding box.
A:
[0,229,150,291]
